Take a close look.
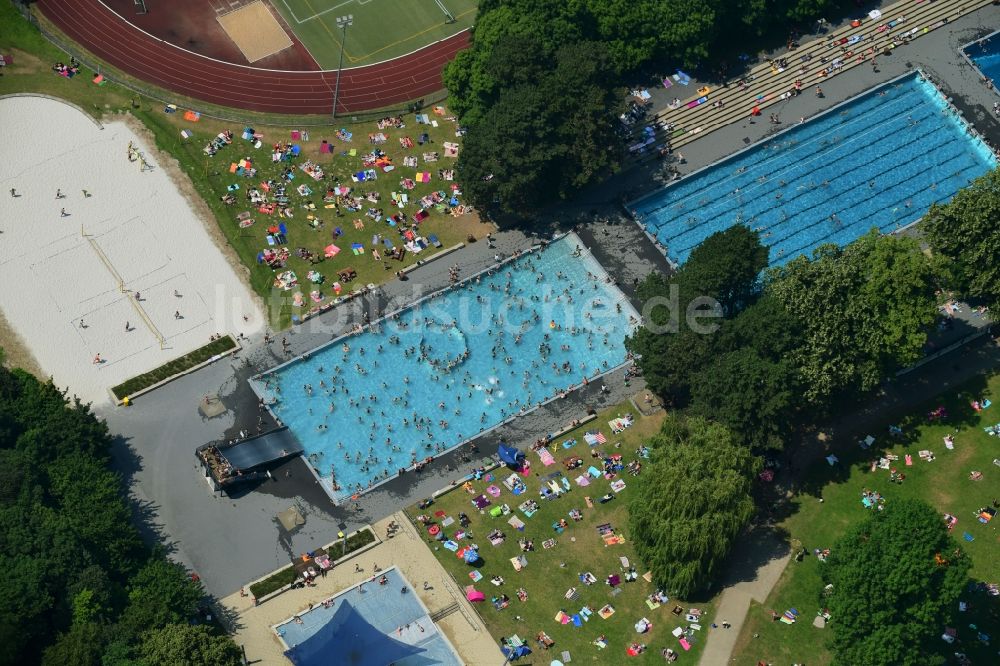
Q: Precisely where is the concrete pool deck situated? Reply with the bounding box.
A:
[223,511,503,665]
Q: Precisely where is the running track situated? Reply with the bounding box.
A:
[36,0,471,114]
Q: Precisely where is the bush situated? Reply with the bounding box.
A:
[248,528,377,599]
[111,336,236,399]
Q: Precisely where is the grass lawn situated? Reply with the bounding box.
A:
[1,3,489,332]
[731,373,1000,666]
[270,0,477,68]
[404,403,721,664]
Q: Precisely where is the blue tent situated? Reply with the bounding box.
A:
[284,600,422,666]
[501,644,533,661]
[498,443,525,467]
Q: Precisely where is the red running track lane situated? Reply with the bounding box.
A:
[36,0,471,115]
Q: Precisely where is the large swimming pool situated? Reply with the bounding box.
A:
[252,234,639,500]
[630,73,997,266]
[966,31,1000,90]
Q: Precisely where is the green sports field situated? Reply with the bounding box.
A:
[269,0,477,68]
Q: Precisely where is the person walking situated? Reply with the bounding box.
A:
[60,208,67,217]
[56,189,63,199]
[9,188,16,197]
[174,310,181,319]
[125,321,130,332]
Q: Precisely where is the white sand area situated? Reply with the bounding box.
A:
[0,96,263,404]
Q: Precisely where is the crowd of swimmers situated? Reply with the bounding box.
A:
[257,248,637,496]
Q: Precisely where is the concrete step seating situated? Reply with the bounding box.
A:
[627,0,993,165]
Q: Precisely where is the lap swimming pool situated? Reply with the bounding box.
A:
[629,72,997,266]
[965,31,1000,91]
[252,234,639,501]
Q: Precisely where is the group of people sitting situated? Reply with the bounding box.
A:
[52,57,80,77]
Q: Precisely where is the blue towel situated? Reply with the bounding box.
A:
[572,615,582,627]
[279,223,287,235]
[963,532,975,542]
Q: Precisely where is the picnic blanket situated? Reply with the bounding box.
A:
[537,449,555,466]
[609,415,634,433]
[584,431,606,446]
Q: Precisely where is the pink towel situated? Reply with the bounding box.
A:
[538,449,555,466]
[905,454,912,466]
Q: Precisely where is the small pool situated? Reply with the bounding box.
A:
[630,73,997,266]
[276,567,461,666]
[253,234,639,500]
[966,31,1000,90]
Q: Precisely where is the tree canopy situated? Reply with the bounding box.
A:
[767,230,939,403]
[922,167,1000,313]
[629,227,940,452]
[823,499,970,666]
[628,417,760,597]
[0,365,232,665]
[447,0,845,216]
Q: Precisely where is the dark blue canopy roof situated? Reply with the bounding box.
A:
[498,443,525,466]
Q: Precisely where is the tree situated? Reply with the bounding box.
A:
[455,40,623,215]
[922,168,1000,313]
[629,417,760,597]
[627,226,767,405]
[676,225,768,317]
[41,622,106,666]
[138,625,242,666]
[823,499,970,666]
[688,347,797,450]
[767,231,939,404]
[0,365,239,666]
[120,557,204,635]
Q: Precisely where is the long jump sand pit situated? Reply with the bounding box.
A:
[218,1,293,63]
[0,96,263,405]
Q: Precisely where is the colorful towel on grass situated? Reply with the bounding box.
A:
[538,449,555,466]
[584,431,606,445]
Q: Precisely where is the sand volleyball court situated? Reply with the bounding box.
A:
[0,96,263,404]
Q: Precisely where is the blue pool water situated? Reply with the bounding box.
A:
[631,73,997,266]
[277,567,461,666]
[966,32,1000,90]
[253,234,639,500]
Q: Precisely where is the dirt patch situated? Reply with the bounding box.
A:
[217,1,292,64]
[0,307,42,377]
[118,113,264,315]
[8,48,45,74]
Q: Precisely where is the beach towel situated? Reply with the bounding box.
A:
[538,449,556,466]
[584,431,606,446]
[469,570,483,582]
[587,466,601,478]
[575,475,590,487]
[572,615,582,627]
[351,242,364,255]
[486,485,501,497]
[183,110,201,122]
[610,480,626,493]
[443,540,458,551]
[561,439,577,449]
[905,454,913,466]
